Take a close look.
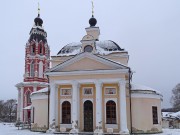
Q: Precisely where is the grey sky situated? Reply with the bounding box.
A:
[0,0,179,108]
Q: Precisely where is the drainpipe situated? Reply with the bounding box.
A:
[47,75,50,130]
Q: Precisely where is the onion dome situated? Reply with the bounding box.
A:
[89,15,97,27]
[34,14,43,26]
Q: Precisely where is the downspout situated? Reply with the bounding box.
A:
[129,68,133,134]
[47,75,50,130]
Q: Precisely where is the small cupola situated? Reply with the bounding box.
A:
[89,15,97,27]
[34,14,43,26]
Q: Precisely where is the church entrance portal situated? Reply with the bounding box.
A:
[84,100,93,132]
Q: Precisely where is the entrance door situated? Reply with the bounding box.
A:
[84,100,93,132]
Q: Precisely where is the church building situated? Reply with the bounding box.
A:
[16,5,163,135]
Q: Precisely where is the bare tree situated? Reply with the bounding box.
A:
[171,83,180,110]
[0,100,4,121]
[3,99,17,122]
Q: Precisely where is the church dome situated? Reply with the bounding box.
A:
[89,16,97,27]
[34,14,43,26]
[57,40,124,56]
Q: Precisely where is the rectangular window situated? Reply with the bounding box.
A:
[83,88,93,95]
[152,106,158,124]
[61,89,71,96]
[105,88,116,95]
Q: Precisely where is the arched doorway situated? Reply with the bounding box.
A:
[84,100,93,132]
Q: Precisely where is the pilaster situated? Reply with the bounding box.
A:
[20,87,24,122]
[17,88,21,121]
[119,80,129,134]
[70,81,79,133]
[47,83,56,133]
[94,81,103,134]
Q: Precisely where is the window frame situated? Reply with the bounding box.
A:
[83,87,93,96]
[152,106,158,124]
[62,101,71,124]
[31,44,36,55]
[26,91,31,104]
[106,100,117,124]
[61,88,72,96]
[84,45,93,52]
[105,87,117,95]
[30,61,34,77]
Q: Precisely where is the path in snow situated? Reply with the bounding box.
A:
[0,123,180,135]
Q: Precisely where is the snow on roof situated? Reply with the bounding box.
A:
[16,81,48,87]
[23,105,31,110]
[131,84,162,95]
[169,111,180,118]
[162,112,172,118]
[31,87,48,95]
[57,40,125,56]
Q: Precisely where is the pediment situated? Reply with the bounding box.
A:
[49,52,128,72]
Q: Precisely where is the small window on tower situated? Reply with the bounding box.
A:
[26,91,31,104]
[31,44,36,55]
[39,44,43,55]
[84,45,93,52]
[30,61,34,77]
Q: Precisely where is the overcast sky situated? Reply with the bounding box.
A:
[0,0,179,108]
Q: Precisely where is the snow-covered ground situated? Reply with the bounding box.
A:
[0,123,180,135]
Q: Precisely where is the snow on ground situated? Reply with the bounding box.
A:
[0,123,180,135]
[0,123,53,135]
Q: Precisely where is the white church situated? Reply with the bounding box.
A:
[16,4,163,135]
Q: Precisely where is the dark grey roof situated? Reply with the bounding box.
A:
[57,40,124,56]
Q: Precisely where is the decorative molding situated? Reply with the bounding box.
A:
[46,69,128,76]
[53,78,127,86]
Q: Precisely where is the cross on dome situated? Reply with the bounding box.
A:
[89,0,97,27]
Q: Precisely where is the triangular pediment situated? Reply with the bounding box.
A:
[49,52,128,72]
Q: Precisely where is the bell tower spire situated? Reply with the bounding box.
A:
[38,2,40,16]
[91,0,94,17]
[16,5,50,123]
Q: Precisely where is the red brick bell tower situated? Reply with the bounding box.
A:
[15,9,50,123]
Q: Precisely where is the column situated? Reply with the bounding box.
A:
[48,83,56,132]
[17,88,21,121]
[70,81,79,133]
[20,87,24,122]
[119,81,129,134]
[33,86,37,92]
[94,81,103,133]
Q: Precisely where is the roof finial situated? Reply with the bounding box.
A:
[38,2,40,17]
[91,0,94,17]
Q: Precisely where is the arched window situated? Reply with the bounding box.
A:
[30,61,34,77]
[84,45,93,52]
[106,100,116,124]
[31,44,36,55]
[62,101,71,124]
[26,91,31,104]
[39,44,44,55]
[39,61,43,78]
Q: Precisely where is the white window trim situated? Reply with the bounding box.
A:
[152,105,159,125]
[104,98,118,125]
[60,100,72,124]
